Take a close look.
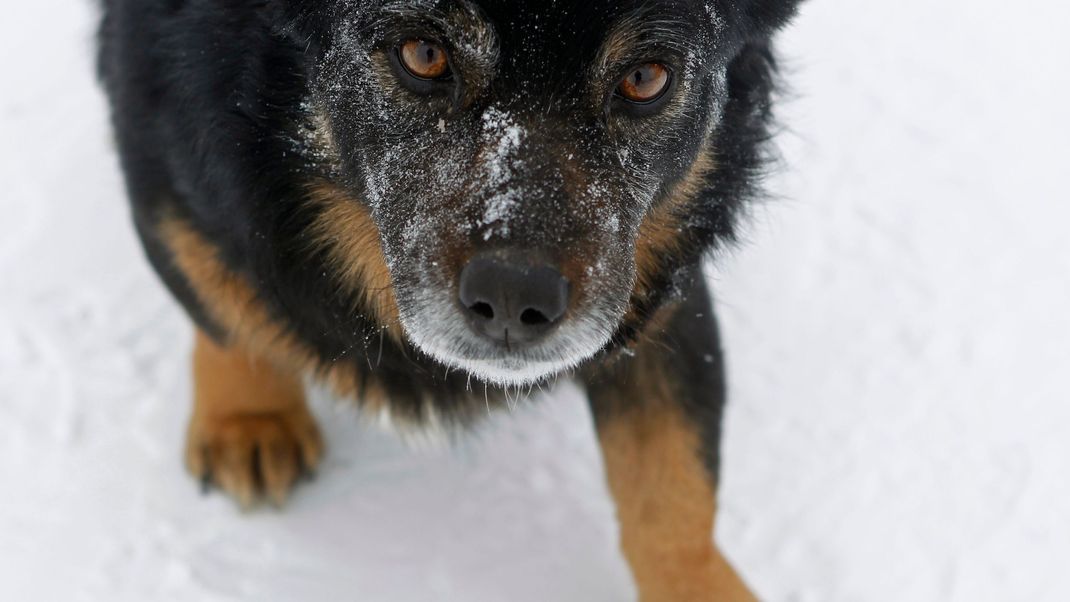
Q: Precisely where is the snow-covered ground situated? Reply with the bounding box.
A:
[2,0,1068,600]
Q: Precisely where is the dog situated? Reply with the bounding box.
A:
[98,0,800,598]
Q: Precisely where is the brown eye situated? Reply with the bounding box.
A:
[617,63,671,103]
[399,39,451,80]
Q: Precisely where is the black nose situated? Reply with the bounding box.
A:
[458,254,570,346]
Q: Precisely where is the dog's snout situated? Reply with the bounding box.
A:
[458,254,570,346]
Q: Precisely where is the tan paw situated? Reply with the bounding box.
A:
[185,407,323,509]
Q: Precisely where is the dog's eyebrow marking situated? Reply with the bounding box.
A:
[368,0,499,72]
[594,8,722,79]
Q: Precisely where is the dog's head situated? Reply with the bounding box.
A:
[292,0,798,386]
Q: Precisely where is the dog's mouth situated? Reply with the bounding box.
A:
[401,309,620,387]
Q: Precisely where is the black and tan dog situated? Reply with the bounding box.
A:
[99,0,799,598]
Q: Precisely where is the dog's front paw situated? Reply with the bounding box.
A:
[185,407,323,508]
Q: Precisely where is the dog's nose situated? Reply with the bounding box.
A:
[458,254,570,346]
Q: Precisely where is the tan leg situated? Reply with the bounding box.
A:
[597,401,756,602]
[586,277,756,601]
[185,330,323,508]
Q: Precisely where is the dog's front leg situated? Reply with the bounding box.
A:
[185,330,323,508]
[585,286,755,601]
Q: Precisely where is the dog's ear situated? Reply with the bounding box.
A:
[716,0,803,39]
[747,0,803,31]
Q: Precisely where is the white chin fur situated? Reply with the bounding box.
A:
[437,354,587,388]
[401,315,614,387]
[412,335,606,387]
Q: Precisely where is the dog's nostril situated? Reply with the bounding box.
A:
[470,301,495,320]
[520,308,550,326]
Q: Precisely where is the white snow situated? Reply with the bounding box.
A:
[2,0,1070,601]
[477,106,525,240]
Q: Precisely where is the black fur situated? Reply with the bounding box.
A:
[98,0,798,445]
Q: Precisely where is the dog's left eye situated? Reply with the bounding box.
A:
[616,63,671,104]
[397,39,452,81]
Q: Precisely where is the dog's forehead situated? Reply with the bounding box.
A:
[472,0,710,44]
[363,0,718,80]
[494,1,714,75]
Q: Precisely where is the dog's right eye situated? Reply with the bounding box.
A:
[397,39,452,81]
[616,63,671,104]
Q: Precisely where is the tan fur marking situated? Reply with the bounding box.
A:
[159,217,317,366]
[632,147,716,307]
[305,183,402,341]
[158,215,385,406]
